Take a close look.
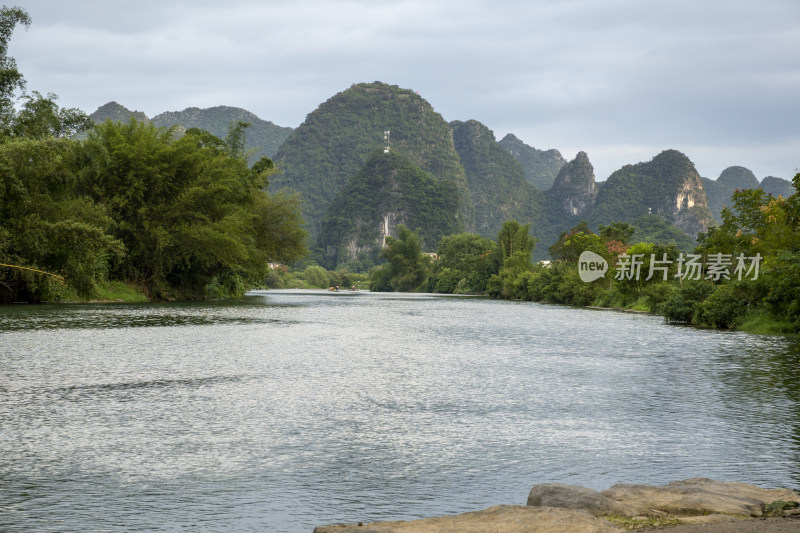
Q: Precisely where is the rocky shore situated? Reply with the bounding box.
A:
[314,478,800,532]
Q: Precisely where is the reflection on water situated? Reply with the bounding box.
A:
[0,298,294,331]
[1,289,799,532]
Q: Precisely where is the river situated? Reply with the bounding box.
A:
[1,289,798,532]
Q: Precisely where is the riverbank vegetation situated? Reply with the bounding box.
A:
[2,7,798,332]
[0,8,307,303]
[264,263,369,290]
[0,118,307,302]
[367,174,800,335]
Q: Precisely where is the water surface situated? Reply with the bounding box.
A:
[1,290,798,531]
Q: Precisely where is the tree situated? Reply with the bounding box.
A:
[11,91,93,139]
[496,220,537,262]
[225,120,250,159]
[598,221,634,244]
[428,232,498,293]
[0,137,123,302]
[370,225,429,292]
[696,188,799,258]
[486,220,537,298]
[784,172,800,228]
[0,5,30,134]
[549,221,603,262]
[78,120,307,299]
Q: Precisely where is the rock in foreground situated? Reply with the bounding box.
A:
[601,478,799,517]
[315,479,800,532]
[527,477,800,518]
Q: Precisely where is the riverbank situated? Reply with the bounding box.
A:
[584,303,800,337]
[314,478,800,532]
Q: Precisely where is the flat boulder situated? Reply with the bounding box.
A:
[527,483,625,515]
[600,478,800,517]
[313,505,622,533]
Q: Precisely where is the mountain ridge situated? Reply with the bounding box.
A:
[88,101,293,161]
[271,82,472,240]
[85,87,796,264]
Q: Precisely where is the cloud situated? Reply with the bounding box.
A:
[9,0,800,180]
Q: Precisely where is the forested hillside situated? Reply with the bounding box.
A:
[271,82,472,238]
[590,149,714,236]
[450,120,543,237]
[497,133,566,189]
[318,150,463,269]
[90,102,293,163]
[151,105,292,161]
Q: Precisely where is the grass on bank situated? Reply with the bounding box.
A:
[738,309,799,336]
[91,280,149,302]
[603,515,685,530]
[31,279,148,304]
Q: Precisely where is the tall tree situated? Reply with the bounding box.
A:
[496,220,536,262]
[370,225,429,292]
[0,5,30,134]
[79,120,307,299]
[12,91,93,139]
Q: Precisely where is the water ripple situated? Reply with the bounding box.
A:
[1,290,799,532]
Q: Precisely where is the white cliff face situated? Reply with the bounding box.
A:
[380,214,392,246]
[670,170,713,236]
[342,212,400,258]
[675,183,698,212]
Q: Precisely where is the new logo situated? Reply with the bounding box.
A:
[578,251,608,282]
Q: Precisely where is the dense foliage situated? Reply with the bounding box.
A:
[489,177,800,333]
[0,8,307,302]
[271,82,471,237]
[369,225,430,292]
[318,149,463,269]
[451,120,544,239]
[427,233,498,294]
[1,119,307,302]
[0,136,124,300]
[407,177,800,334]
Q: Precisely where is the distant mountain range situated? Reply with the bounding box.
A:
[265,82,716,265]
[88,87,796,266]
[497,133,566,190]
[701,166,795,224]
[89,102,293,162]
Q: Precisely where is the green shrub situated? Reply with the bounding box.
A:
[431,267,461,293]
[643,282,679,314]
[661,280,714,323]
[693,279,767,329]
[300,265,330,288]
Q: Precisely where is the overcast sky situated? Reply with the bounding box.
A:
[9,0,800,181]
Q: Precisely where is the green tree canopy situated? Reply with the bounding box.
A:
[77,119,307,299]
[370,225,429,292]
[11,91,93,139]
[428,232,498,293]
[598,221,634,244]
[496,220,537,262]
[0,136,123,301]
[0,5,30,134]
